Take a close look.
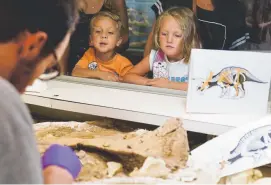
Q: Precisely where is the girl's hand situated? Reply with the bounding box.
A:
[98,72,120,82]
[146,78,170,88]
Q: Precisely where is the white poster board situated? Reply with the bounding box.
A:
[186,49,271,114]
[191,115,271,179]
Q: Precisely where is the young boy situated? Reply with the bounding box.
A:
[72,11,133,82]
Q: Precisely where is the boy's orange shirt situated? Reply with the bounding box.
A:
[75,48,133,77]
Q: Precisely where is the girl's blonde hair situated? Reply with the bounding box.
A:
[153,7,201,64]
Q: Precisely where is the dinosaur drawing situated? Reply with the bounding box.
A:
[226,125,271,165]
[197,67,267,98]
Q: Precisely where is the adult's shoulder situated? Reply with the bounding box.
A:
[0,78,33,127]
[0,77,22,107]
[0,78,43,183]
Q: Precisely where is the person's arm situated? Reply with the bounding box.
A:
[71,50,120,81]
[42,144,81,184]
[113,0,129,46]
[72,66,102,79]
[72,66,120,81]
[146,78,188,91]
[240,0,252,28]
[168,82,188,91]
[144,20,156,57]
[259,21,271,28]
[122,55,151,85]
[44,166,73,184]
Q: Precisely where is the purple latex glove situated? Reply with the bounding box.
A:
[42,144,82,179]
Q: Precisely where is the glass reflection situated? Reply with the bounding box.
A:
[61,0,271,93]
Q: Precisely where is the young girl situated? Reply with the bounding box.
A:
[123,7,201,91]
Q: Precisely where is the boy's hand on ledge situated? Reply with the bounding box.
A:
[98,71,120,82]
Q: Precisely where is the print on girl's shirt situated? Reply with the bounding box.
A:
[169,75,189,82]
[150,49,189,83]
[153,61,168,79]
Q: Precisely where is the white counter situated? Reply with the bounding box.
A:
[22,76,270,135]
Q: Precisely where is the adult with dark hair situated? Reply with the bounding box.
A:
[67,0,129,74]
[239,0,271,50]
[144,0,249,56]
[0,0,81,183]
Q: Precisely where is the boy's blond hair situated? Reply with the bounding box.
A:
[90,11,122,36]
[153,7,201,64]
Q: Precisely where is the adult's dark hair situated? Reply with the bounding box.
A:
[0,0,78,57]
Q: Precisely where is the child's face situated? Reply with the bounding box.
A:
[159,16,184,61]
[91,16,122,54]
